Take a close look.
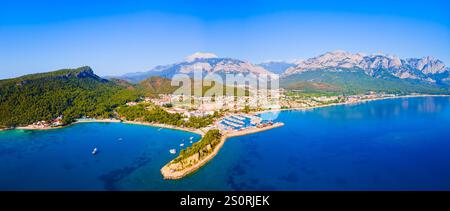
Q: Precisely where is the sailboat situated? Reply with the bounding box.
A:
[92,148,98,155]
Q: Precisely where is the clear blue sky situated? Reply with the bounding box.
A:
[1,0,449,79]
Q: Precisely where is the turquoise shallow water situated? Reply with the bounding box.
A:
[0,123,201,190]
[1,96,450,190]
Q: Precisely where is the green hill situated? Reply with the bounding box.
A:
[0,68,249,129]
[281,70,450,95]
[138,76,179,96]
[0,66,140,128]
[136,76,249,97]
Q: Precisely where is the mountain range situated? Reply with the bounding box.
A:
[257,61,296,74]
[117,51,449,83]
[114,51,450,94]
[2,51,450,128]
[283,50,450,85]
[118,52,271,83]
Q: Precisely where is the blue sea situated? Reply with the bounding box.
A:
[1,96,450,190]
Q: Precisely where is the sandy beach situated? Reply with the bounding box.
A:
[123,121,205,136]
[15,125,65,131]
[9,118,206,136]
[73,119,121,124]
[14,118,121,131]
[161,122,284,180]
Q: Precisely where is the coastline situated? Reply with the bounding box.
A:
[14,119,121,131]
[3,94,449,133]
[73,119,121,124]
[160,94,449,180]
[4,94,449,179]
[122,121,205,136]
[15,125,65,131]
[160,122,284,180]
[251,94,450,116]
[9,118,204,136]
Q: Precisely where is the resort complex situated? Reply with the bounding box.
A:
[1,76,436,179]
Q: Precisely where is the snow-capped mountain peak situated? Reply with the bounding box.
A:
[118,53,273,82]
[117,51,449,85]
[185,52,219,62]
[179,54,272,75]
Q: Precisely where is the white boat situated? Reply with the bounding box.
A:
[223,120,242,128]
[190,141,193,144]
[190,137,194,140]
[92,148,98,155]
[180,143,184,147]
[169,149,176,154]
[233,115,246,121]
[225,117,244,125]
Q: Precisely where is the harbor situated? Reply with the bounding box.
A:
[217,114,268,132]
[161,112,285,180]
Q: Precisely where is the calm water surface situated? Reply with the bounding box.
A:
[1,96,450,190]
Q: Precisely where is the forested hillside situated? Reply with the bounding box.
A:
[0,66,140,128]
[281,70,450,95]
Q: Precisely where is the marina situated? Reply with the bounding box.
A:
[218,114,270,131]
